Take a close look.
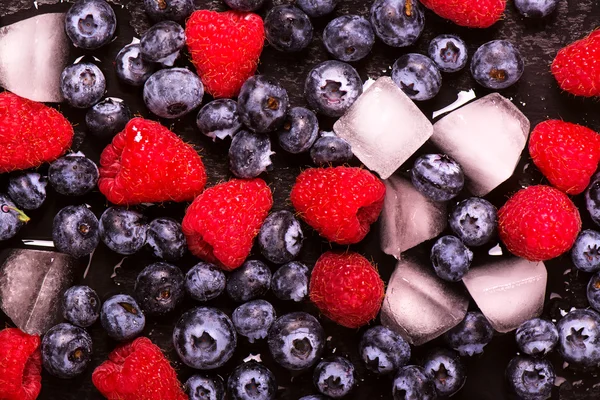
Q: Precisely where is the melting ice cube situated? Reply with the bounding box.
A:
[431,93,530,196]
[380,175,447,258]
[380,257,469,346]
[333,77,433,179]
[463,257,547,333]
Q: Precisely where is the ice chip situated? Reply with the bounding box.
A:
[380,257,469,346]
[431,93,530,196]
[333,77,433,179]
[463,257,547,333]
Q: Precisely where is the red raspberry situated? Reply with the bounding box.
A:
[552,30,600,97]
[0,328,42,400]
[420,0,506,28]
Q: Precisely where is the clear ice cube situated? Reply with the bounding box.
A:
[380,175,447,258]
[431,93,530,196]
[463,257,547,333]
[380,257,469,346]
[0,249,76,335]
[333,77,433,179]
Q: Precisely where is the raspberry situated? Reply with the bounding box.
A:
[552,30,600,97]
[420,0,506,28]
[0,328,42,400]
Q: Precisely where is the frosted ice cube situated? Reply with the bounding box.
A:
[0,13,69,102]
[333,77,433,179]
[0,249,76,335]
[380,257,469,346]
[463,257,547,333]
[431,93,530,196]
[380,175,447,258]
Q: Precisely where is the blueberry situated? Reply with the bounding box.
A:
[304,60,362,117]
[185,262,227,302]
[227,361,277,400]
[586,180,600,226]
[412,154,465,201]
[99,207,148,255]
[323,15,375,62]
[143,68,204,119]
[140,21,185,66]
[515,318,559,356]
[392,54,442,101]
[60,62,106,108]
[258,210,304,264]
[277,107,319,154]
[515,0,558,18]
[226,260,271,303]
[264,6,313,53]
[143,0,194,22]
[0,194,28,241]
[146,217,186,261]
[557,309,600,366]
[271,261,310,302]
[65,0,116,50]
[41,323,93,379]
[232,300,276,343]
[430,235,473,282]
[173,306,237,369]
[359,325,411,375]
[224,0,265,11]
[572,230,600,273]
[449,197,497,247]
[370,0,425,48]
[185,374,226,400]
[471,40,524,90]
[229,130,274,179]
[313,357,355,398]
[296,0,338,17]
[392,365,437,400]
[100,294,145,341]
[85,98,131,140]
[62,286,101,328]
[299,396,328,400]
[52,205,100,258]
[428,34,468,73]
[444,311,494,356]
[268,312,325,370]
[238,75,290,133]
[588,272,600,312]
[196,99,243,141]
[115,43,156,86]
[134,262,185,315]
[7,172,47,210]
[422,348,466,397]
[506,355,555,400]
[48,153,98,196]
[310,132,353,166]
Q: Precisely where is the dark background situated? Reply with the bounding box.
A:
[1,0,600,399]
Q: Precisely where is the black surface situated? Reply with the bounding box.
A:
[1,0,600,399]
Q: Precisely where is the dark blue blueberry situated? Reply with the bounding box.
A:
[264,6,313,53]
[48,153,98,196]
[115,43,156,86]
[185,374,225,400]
[444,312,494,356]
[422,348,466,397]
[471,40,524,90]
[310,132,353,166]
[99,207,148,255]
[144,0,194,22]
[296,0,338,17]
[238,75,290,133]
[232,300,276,343]
[277,107,319,154]
[185,262,227,302]
[392,365,436,400]
[271,262,310,302]
[586,179,600,226]
[229,130,274,179]
[226,260,271,303]
[588,272,600,313]
[62,285,101,328]
[428,35,468,73]
[134,262,185,315]
[506,356,555,400]
[41,323,93,379]
[224,0,266,11]
[304,60,362,117]
[430,235,473,282]
[359,325,411,375]
[557,309,600,366]
[60,62,106,108]
[299,397,328,400]
[0,194,28,241]
[313,357,355,398]
[258,210,303,264]
[196,99,242,141]
[227,361,277,400]
[85,98,131,140]
[268,312,325,371]
[323,15,375,62]
[52,205,100,258]
[392,54,442,101]
[65,0,116,50]
[7,172,47,210]
[515,0,558,18]
[140,21,185,66]
[173,306,237,369]
[370,0,425,48]
[411,154,464,201]
[572,230,600,273]
[100,294,145,341]
[143,68,204,119]
[146,217,186,261]
[449,197,497,247]
[515,318,559,356]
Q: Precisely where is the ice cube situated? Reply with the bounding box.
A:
[380,257,469,346]
[0,13,69,102]
[333,77,433,179]
[0,249,77,335]
[463,257,547,333]
[431,93,530,196]
[380,175,447,258]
